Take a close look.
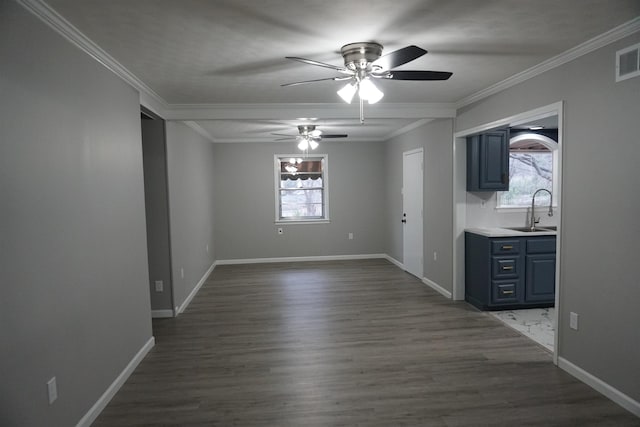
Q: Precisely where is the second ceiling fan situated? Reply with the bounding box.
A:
[282,42,453,123]
[273,125,348,151]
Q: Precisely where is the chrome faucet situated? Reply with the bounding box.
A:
[530,188,553,231]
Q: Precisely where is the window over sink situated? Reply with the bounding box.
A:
[497,133,558,209]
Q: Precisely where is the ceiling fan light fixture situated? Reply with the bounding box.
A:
[337,81,357,104]
[359,78,384,104]
[309,139,319,150]
[285,164,298,174]
[297,139,309,150]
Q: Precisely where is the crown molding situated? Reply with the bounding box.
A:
[456,16,640,109]
[17,0,169,116]
[164,103,456,121]
[384,118,434,141]
[183,121,218,143]
[212,136,385,144]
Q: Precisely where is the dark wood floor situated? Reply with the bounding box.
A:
[94,260,638,426]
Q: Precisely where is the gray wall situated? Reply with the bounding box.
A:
[165,122,216,310]
[213,140,387,260]
[456,32,640,401]
[0,1,153,426]
[142,118,174,312]
[384,119,455,292]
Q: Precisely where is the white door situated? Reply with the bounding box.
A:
[403,149,423,278]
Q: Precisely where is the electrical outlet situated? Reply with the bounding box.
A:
[206,244,209,253]
[154,280,163,292]
[433,251,437,261]
[47,377,57,405]
[277,227,283,235]
[180,268,184,279]
[348,232,354,240]
[570,312,579,330]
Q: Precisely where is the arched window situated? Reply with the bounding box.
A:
[498,134,558,208]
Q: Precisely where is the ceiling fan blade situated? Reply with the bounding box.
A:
[388,70,453,81]
[285,57,349,73]
[274,137,294,142]
[372,45,427,70]
[271,133,295,137]
[321,134,348,138]
[281,76,348,87]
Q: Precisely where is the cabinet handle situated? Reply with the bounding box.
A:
[502,266,514,271]
[502,290,514,295]
[501,245,513,250]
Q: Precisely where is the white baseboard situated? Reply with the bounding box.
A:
[75,337,155,427]
[384,255,404,269]
[422,277,453,299]
[379,256,452,300]
[151,309,175,318]
[177,261,217,314]
[216,253,388,265]
[558,357,640,417]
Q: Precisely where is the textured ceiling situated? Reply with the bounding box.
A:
[40,0,640,142]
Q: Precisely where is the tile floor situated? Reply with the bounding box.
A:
[490,307,555,352]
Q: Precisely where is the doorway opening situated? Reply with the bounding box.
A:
[141,106,175,318]
[452,102,563,363]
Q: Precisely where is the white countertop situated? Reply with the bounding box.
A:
[466,227,557,237]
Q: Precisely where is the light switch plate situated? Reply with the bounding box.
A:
[570,312,579,330]
[47,377,57,404]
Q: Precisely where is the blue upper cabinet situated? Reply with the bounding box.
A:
[466,128,510,191]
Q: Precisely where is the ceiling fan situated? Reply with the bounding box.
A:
[273,125,348,151]
[282,42,453,123]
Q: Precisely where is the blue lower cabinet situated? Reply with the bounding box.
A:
[525,254,556,302]
[465,232,556,310]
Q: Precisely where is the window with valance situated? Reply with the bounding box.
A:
[275,155,328,222]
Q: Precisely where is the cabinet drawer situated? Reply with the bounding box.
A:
[492,281,518,303]
[527,238,556,254]
[492,257,520,278]
[491,239,520,255]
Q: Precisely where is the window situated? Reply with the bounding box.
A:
[498,134,558,208]
[275,155,329,223]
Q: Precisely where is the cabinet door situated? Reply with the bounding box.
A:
[466,128,510,191]
[525,254,556,302]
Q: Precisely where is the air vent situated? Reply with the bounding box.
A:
[616,42,640,82]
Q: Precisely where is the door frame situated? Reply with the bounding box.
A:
[452,101,564,365]
[403,147,424,279]
[141,106,176,318]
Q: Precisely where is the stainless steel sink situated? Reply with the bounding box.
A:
[504,226,555,232]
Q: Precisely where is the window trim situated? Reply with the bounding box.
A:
[496,134,558,210]
[274,154,330,224]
